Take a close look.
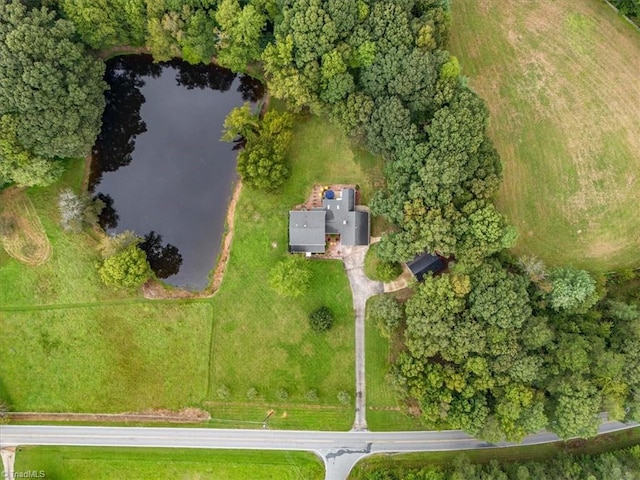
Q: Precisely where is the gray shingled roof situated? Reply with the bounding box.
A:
[289,210,326,253]
[288,189,370,252]
[406,253,445,280]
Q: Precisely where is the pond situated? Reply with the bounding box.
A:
[90,55,263,290]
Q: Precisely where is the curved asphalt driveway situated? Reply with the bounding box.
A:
[2,422,638,480]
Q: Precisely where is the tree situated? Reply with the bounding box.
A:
[60,0,146,50]
[548,267,598,312]
[99,243,152,290]
[0,115,62,187]
[0,1,106,159]
[268,255,311,298]
[222,107,294,191]
[368,294,404,338]
[551,377,601,439]
[216,0,266,72]
[58,189,104,232]
[309,306,334,332]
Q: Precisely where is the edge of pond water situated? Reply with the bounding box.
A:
[81,81,271,300]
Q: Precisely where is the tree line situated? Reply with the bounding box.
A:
[360,445,640,480]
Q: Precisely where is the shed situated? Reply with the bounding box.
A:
[406,252,445,280]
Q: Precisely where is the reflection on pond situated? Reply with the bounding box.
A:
[91,55,263,289]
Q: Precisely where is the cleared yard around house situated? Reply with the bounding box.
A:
[205,112,384,429]
[14,447,324,480]
[0,112,386,430]
[449,0,640,270]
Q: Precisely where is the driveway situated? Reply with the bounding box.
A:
[341,245,384,431]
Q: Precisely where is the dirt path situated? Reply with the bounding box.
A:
[8,409,210,424]
[142,181,243,300]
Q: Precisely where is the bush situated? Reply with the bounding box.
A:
[98,243,152,290]
[337,391,351,405]
[306,388,319,402]
[368,295,404,338]
[246,387,258,401]
[364,243,402,282]
[216,384,230,399]
[276,388,289,401]
[0,401,10,424]
[309,306,334,333]
[269,255,311,298]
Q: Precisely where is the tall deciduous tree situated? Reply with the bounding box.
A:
[0,0,106,162]
[99,242,152,290]
[0,115,62,187]
[222,106,294,191]
[60,0,147,50]
[216,0,266,72]
[268,255,311,298]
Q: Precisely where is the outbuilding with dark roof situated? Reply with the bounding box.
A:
[406,252,446,280]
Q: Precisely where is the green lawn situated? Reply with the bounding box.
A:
[0,158,129,306]
[365,295,424,431]
[0,112,385,430]
[0,302,212,412]
[14,447,324,480]
[350,427,640,479]
[449,0,640,271]
[205,113,385,429]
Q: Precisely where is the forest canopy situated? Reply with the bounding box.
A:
[0,0,106,186]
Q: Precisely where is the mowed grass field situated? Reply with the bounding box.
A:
[14,447,324,480]
[365,295,424,431]
[449,0,640,271]
[0,302,212,412]
[206,112,384,428]
[0,112,384,430]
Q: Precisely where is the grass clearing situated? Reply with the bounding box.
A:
[14,447,324,480]
[449,0,640,271]
[0,189,51,266]
[0,302,212,412]
[0,158,128,306]
[350,427,640,479]
[205,113,385,429]
[0,113,385,430]
[365,296,424,431]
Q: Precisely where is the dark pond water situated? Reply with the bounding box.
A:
[91,55,263,290]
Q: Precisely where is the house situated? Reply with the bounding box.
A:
[289,188,370,254]
[406,252,446,280]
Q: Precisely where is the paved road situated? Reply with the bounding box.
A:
[341,245,383,432]
[2,422,637,480]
